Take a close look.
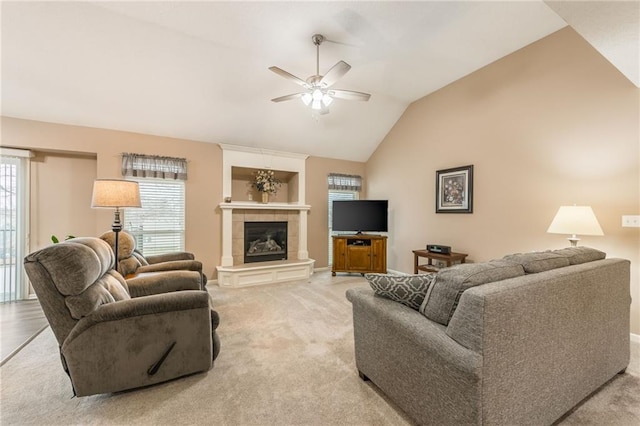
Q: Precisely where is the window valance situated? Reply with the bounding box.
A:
[328,173,362,191]
[122,153,187,180]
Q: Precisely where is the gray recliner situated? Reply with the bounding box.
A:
[100,230,208,289]
[24,237,219,397]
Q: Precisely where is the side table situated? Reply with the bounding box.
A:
[413,249,468,274]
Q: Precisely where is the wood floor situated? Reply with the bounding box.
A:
[0,299,48,365]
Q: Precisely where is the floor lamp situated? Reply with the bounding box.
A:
[91,179,141,273]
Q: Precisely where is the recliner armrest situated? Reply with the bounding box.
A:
[126,270,202,297]
[66,290,210,341]
[145,252,195,264]
[61,290,213,396]
[137,260,203,274]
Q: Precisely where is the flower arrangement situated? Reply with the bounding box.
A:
[253,169,281,194]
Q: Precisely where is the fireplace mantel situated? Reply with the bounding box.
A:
[219,202,310,211]
[216,144,314,288]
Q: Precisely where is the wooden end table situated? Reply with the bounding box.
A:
[413,249,468,274]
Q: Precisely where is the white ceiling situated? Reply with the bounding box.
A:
[1,1,637,162]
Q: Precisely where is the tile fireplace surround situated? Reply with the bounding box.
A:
[216,144,315,288]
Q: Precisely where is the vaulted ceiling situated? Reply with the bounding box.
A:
[2,1,637,162]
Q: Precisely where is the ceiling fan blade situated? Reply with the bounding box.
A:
[269,66,309,88]
[271,93,304,103]
[329,89,371,102]
[320,61,351,88]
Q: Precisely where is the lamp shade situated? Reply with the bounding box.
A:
[547,206,603,246]
[91,179,141,208]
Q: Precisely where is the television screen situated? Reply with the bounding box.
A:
[332,200,388,233]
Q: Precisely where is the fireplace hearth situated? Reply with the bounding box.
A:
[244,221,287,264]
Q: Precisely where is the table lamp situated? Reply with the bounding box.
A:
[91,179,141,272]
[547,205,603,246]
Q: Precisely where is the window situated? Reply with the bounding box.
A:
[121,153,187,256]
[327,173,361,265]
[125,178,185,256]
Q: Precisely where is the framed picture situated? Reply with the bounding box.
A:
[436,165,473,213]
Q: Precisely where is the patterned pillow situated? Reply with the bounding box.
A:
[365,273,436,310]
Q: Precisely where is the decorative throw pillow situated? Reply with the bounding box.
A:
[553,247,606,265]
[420,261,525,325]
[502,251,570,273]
[365,273,436,310]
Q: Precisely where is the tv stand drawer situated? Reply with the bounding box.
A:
[347,239,371,246]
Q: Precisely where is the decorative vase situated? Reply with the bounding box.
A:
[261,192,269,204]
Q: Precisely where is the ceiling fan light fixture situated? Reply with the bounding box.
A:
[301,93,312,106]
[269,33,370,114]
[312,88,323,101]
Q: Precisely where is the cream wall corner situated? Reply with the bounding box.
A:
[365,28,640,334]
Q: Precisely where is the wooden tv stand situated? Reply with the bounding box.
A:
[332,234,387,276]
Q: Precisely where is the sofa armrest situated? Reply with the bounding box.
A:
[126,270,202,297]
[62,291,213,396]
[447,258,631,425]
[145,252,195,264]
[346,287,482,424]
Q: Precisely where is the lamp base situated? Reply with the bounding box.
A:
[112,208,123,273]
[568,235,580,247]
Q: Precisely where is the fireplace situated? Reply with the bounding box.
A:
[244,221,287,264]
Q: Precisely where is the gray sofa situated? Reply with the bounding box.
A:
[346,248,630,425]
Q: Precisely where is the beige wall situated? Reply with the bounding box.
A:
[1,117,364,276]
[366,28,640,334]
[306,156,367,267]
[2,117,223,278]
[30,151,97,249]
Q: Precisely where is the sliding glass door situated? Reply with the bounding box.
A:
[0,149,31,303]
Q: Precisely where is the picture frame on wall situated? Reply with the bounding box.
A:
[436,165,473,213]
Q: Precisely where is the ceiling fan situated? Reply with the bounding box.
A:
[269,34,371,114]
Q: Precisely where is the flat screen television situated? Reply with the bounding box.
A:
[332,200,388,234]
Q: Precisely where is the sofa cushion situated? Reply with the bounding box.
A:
[502,251,570,273]
[365,273,436,310]
[553,247,606,265]
[420,261,525,325]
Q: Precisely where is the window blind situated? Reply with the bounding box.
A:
[0,150,31,302]
[328,173,362,191]
[125,179,185,256]
[122,153,187,180]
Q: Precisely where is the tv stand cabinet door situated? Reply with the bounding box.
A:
[332,237,347,274]
[346,246,372,272]
[371,238,387,273]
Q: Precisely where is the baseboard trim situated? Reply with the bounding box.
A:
[631,333,640,344]
[314,266,330,272]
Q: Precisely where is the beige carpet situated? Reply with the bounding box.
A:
[1,271,639,425]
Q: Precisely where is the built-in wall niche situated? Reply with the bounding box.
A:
[231,166,298,203]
